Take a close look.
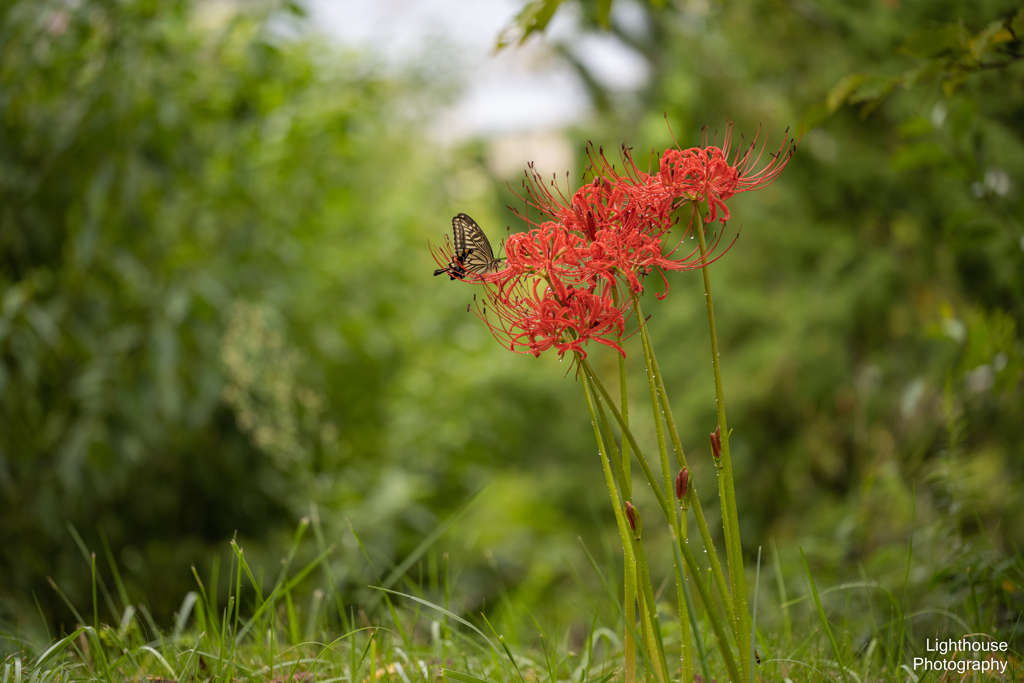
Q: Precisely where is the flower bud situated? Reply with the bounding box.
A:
[675,467,689,500]
[710,426,722,459]
[624,501,642,536]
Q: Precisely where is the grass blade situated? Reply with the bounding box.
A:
[443,669,495,683]
[137,646,176,679]
[234,545,334,645]
[45,578,86,627]
[770,538,791,647]
[800,547,847,683]
[749,546,761,683]
[371,587,499,657]
[33,628,87,667]
[173,592,200,641]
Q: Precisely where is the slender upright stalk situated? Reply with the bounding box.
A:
[591,368,667,683]
[630,290,691,683]
[674,530,693,683]
[580,373,664,683]
[635,535,669,683]
[581,359,742,683]
[628,304,740,645]
[580,362,671,523]
[630,290,674,507]
[717,461,739,624]
[619,350,637,683]
[625,552,638,683]
[583,359,737,625]
[694,203,751,674]
[619,352,631,481]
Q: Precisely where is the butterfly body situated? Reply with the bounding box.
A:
[433,213,503,280]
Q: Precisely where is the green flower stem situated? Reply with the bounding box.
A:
[591,373,656,679]
[618,352,636,683]
[673,545,693,683]
[634,535,669,683]
[582,360,742,683]
[716,455,737,592]
[673,518,742,683]
[694,204,751,675]
[619,352,631,484]
[584,358,737,628]
[630,291,674,509]
[625,555,638,683]
[671,525,715,683]
[581,360,671,520]
[634,296,739,632]
[630,291,691,683]
[597,402,631,504]
[635,580,658,683]
[589,370,667,682]
[580,371,663,683]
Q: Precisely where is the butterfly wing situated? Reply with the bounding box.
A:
[452,213,501,275]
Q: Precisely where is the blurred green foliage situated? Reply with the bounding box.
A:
[0,0,597,629]
[1,0,1022,648]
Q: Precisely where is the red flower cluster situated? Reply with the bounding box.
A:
[659,125,794,225]
[443,124,795,360]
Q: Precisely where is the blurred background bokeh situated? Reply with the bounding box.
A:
[1,0,1022,641]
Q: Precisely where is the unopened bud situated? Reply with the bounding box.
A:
[710,426,722,460]
[675,467,689,500]
[624,501,642,537]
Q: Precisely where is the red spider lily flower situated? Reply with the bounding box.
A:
[478,277,628,359]
[523,287,626,358]
[659,123,797,224]
[508,147,723,299]
[501,221,589,300]
[583,144,676,240]
[584,218,676,294]
[563,177,614,242]
[514,147,671,242]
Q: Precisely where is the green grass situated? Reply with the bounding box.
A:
[3,519,1022,683]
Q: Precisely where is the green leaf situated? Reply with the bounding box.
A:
[899,24,963,58]
[968,20,1013,62]
[1011,9,1024,37]
[826,74,865,112]
[848,75,898,104]
[496,0,566,49]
